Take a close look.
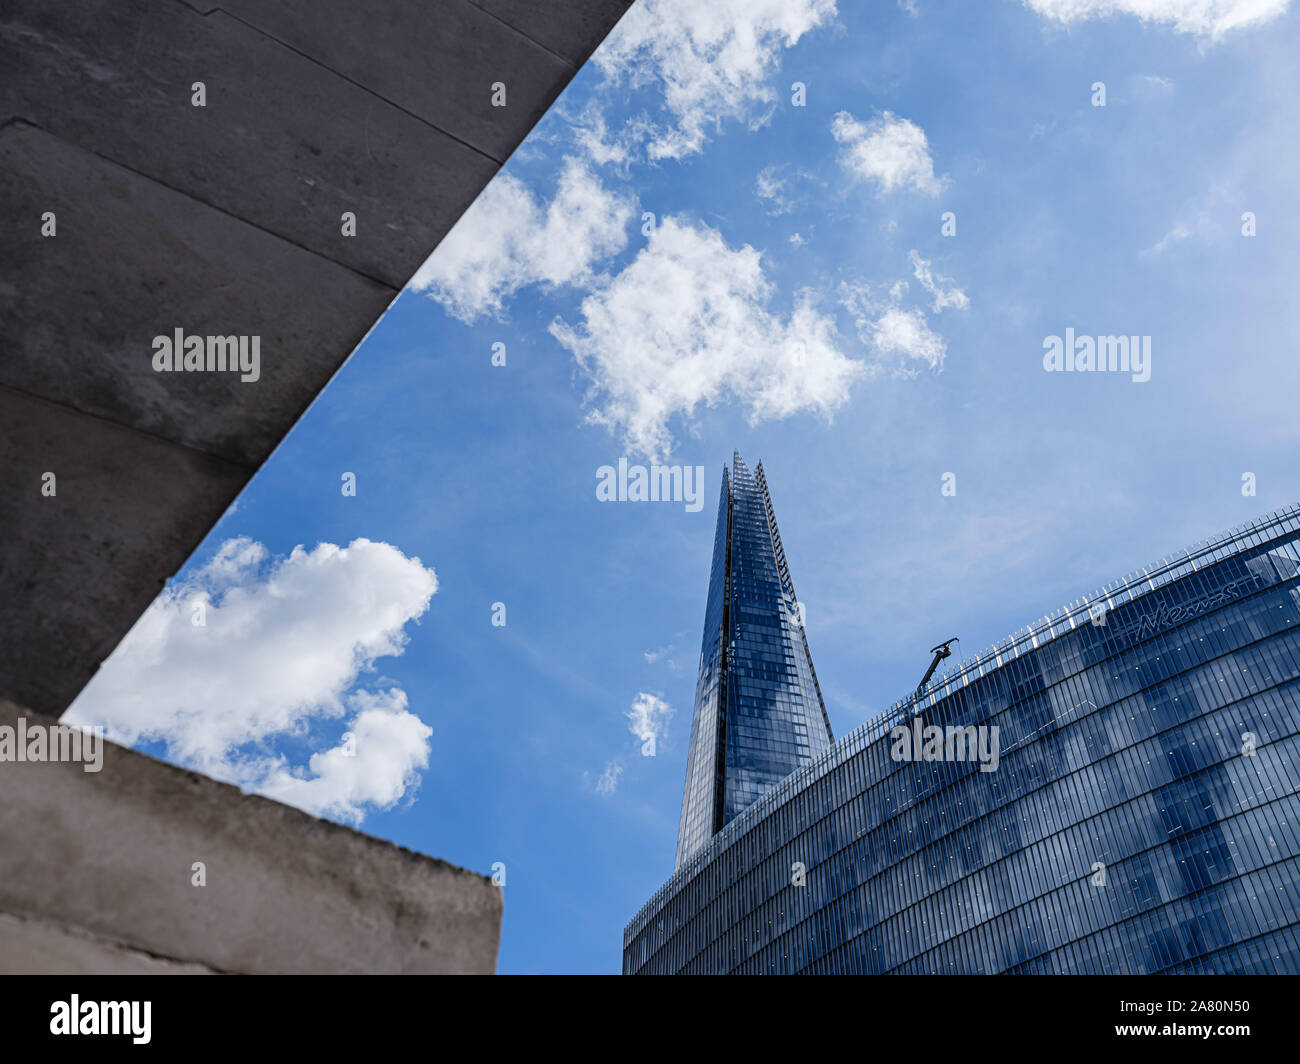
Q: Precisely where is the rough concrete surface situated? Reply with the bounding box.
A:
[0,911,218,975]
[0,0,632,716]
[0,701,503,973]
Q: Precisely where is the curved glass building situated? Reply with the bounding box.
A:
[624,490,1300,975]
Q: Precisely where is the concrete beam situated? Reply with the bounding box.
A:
[0,385,247,716]
[0,701,503,974]
[0,0,632,715]
[0,912,217,975]
[1,1,502,287]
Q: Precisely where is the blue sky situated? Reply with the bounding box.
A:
[67,0,1300,973]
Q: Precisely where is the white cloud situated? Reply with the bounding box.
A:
[550,217,866,459]
[594,760,624,796]
[586,693,674,796]
[841,254,965,375]
[257,689,433,823]
[593,0,838,160]
[644,644,686,671]
[756,166,793,214]
[909,250,969,312]
[1137,73,1176,93]
[1143,220,1195,255]
[65,536,438,824]
[626,692,675,748]
[411,156,634,322]
[1022,0,1289,38]
[831,110,943,196]
[756,166,822,215]
[866,307,948,373]
[1141,178,1237,255]
[569,104,655,170]
[199,534,267,588]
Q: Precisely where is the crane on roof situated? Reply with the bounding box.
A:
[915,637,961,698]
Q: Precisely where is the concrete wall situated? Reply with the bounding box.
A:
[0,0,631,717]
[0,700,502,974]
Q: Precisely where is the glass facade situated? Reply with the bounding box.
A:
[675,453,834,870]
[628,503,1300,974]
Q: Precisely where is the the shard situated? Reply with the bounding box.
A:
[674,452,834,869]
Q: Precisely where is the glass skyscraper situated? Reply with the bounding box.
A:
[675,453,834,870]
[626,486,1300,974]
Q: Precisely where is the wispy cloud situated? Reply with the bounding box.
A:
[839,251,967,376]
[594,760,624,796]
[756,166,794,214]
[910,250,970,312]
[592,0,838,161]
[411,157,634,322]
[1022,0,1289,39]
[587,692,676,796]
[627,692,675,751]
[1140,179,1237,255]
[863,306,949,374]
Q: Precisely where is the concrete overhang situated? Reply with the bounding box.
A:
[0,0,632,716]
[0,701,502,973]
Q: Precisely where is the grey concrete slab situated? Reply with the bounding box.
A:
[0,1,499,289]
[0,701,503,973]
[0,911,217,974]
[0,0,630,724]
[0,385,249,716]
[472,0,633,66]
[212,0,578,162]
[0,121,394,467]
